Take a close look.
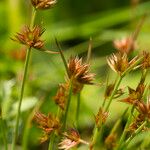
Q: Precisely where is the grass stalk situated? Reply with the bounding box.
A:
[11,8,37,150]
[11,47,32,150]
[48,133,55,150]
[0,118,8,150]
[63,82,72,130]
[76,92,81,128]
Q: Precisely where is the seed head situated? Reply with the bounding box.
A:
[67,56,95,94]
[31,0,57,10]
[142,51,150,69]
[119,82,145,105]
[12,25,45,49]
[33,111,60,142]
[54,83,69,110]
[105,133,117,150]
[95,107,108,128]
[59,128,88,150]
[107,53,139,75]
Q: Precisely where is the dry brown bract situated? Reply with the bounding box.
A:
[119,82,145,105]
[59,128,89,150]
[33,112,60,142]
[107,53,139,75]
[142,51,150,69]
[54,83,69,110]
[31,0,57,9]
[12,26,45,49]
[95,107,108,128]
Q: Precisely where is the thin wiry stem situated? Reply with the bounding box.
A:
[0,117,8,150]
[121,121,147,150]
[63,82,72,131]
[55,38,69,77]
[11,47,32,150]
[48,132,55,150]
[105,75,123,112]
[22,100,43,150]
[11,8,37,150]
[76,92,81,128]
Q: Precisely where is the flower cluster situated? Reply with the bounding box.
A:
[95,107,108,128]
[12,26,45,49]
[54,83,69,110]
[67,56,95,94]
[31,0,57,9]
[59,128,89,150]
[107,52,139,75]
[33,112,60,142]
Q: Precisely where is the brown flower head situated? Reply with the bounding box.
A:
[107,52,139,75]
[33,112,60,142]
[12,25,45,49]
[67,56,95,94]
[95,107,108,128]
[105,133,117,150]
[59,128,89,150]
[54,83,69,110]
[31,0,57,9]
[135,97,150,119]
[114,37,136,55]
[142,51,150,69]
[119,82,145,105]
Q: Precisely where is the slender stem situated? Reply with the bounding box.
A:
[0,118,8,150]
[76,92,81,128]
[11,47,32,150]
[22,100,43,150]
[30,8,36,29]
[89,127,99,150]
[11,6,37,150]
[105,75,123,112]
[121,121,147,150]
[48,133,55,150]
[63,82,72,130]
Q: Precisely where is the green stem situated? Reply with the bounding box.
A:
[89,127,99,150]
[48,133,55,150]
[105,75,123,112]
[0,118,8,150]
[116,106,134,150]
[11,6,37,150]
[22,100,43,150]
[76,92,81,128]
[63,82,72,130]
[11,47,32,150]
[121,121,147,150]
[30,8,36,29]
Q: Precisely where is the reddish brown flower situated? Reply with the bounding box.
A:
[33,112,60,142]
[12,25,45,49]
[142,51,150,69]
[59,128,89,150]
[105,133,117,150]
[54,83,69,110]
[119,82,145,105]
[67,56,95,94]
[107,52,139,75]
[95,107,108,128]
[31,0,57,9]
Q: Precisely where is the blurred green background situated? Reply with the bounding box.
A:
[0,0,150,149]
